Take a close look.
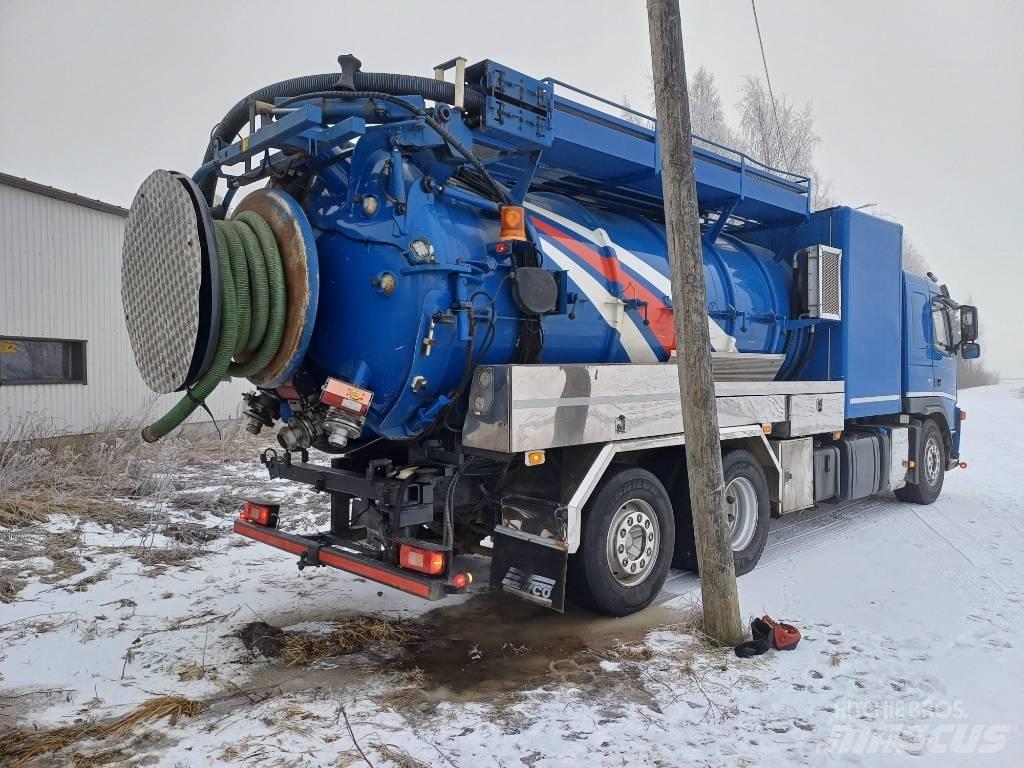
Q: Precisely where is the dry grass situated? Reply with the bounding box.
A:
[604,643,655,662]
[0,695,204,767]
[370,740,430,768]
[0,529,88,599]
[0,415,263,597]
[71,748,125,767]
[0,413,260,530]
[284,617,422,665]
[237,616,423,666]
[0,567,25,603]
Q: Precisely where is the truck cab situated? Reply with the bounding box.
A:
[902,271,980,497]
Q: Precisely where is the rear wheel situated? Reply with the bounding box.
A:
[568,467,675,616]
[672,448,771,576]
[895,419,945,504]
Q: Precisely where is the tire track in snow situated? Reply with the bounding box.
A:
[887,498,1021,624]
[761,496,894,565]
[661,495,904,598]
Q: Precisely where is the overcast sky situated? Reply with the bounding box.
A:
[2,0,1021,375]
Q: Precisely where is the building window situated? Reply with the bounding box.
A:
[0,337,87,385]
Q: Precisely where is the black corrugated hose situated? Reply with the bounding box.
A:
[199,71,486,205]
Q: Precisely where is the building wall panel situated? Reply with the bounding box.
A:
[1,182,248,436]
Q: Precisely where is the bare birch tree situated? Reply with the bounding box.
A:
[902,239,930,276]
[621,69,834,209]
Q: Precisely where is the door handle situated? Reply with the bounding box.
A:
[935,378,942,387]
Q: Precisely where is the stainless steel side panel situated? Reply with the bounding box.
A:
[463,363,844,453]
[710,352,785,381]
[787,393,846,437]
[773,438,814,513]
[463,366,512,453]
[889,426,909,490]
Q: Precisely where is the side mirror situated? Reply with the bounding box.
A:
[960,305,978,342]
[961,341,981,360]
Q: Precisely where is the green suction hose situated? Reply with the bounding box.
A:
[142,212,286,442]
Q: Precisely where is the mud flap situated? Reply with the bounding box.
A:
[490,526,568,612]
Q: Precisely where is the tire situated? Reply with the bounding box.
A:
[567,466,675,617]
[671,448,771,577]
[895,419,945,504]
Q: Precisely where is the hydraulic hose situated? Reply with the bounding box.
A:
[200,71,486,205]
[275,90,511,205]
[141,213,286,442]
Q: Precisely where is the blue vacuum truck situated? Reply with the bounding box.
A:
[121,56,981,616]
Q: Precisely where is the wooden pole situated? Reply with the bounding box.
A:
[647,0,744,646]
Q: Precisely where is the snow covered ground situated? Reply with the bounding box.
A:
[1,382,1022,766]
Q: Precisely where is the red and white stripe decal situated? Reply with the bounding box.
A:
[527,203,738,354]
[533,230,659,363]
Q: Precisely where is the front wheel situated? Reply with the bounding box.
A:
[672,448,771,576]
[568,466,675,617]
[895,419,945,504]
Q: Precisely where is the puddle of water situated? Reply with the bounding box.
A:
[235,592,696,705]
[400,593,694,699]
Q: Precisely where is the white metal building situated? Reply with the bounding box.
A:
[0,173,247,436]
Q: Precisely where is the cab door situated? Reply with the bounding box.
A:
[904,284,933,396]
[929,294,958,426]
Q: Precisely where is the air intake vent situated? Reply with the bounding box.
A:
[800,245,843,321]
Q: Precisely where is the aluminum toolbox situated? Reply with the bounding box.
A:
[775,438,814,513]
[787,393,845,437]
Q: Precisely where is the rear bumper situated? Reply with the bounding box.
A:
[233,520,447,600]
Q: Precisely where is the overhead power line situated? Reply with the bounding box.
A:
[750,0,787,161]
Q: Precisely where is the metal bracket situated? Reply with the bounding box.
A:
[704,197,740,244]
[434,56,467,110]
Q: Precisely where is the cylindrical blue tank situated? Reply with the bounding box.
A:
[302,155,792,440]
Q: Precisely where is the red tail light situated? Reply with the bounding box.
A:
[451,572,471,590]
[241,500,279,528]
[399,544,445,576]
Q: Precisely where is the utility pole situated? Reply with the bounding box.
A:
[647,0,744,646]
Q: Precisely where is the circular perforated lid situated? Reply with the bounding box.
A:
[121,170,211,394]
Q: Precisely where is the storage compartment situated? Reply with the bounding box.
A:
[836,431,883,501]
[777,438,814,513]
[813,444,840,502]
[787,393,845,437]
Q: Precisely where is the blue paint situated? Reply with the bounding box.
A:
[747,207,905,416]
[198,59,966,445]
[302,172,792,438]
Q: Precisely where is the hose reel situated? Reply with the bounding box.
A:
[121,170,319,440]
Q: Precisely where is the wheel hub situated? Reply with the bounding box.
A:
[924,437,941,485]
[606,499,660,586]
[725,475,758,552]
